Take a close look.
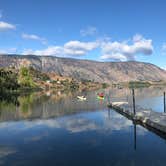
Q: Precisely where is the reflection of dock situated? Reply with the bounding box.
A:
[107,108,137,150]
[108,101,166,139]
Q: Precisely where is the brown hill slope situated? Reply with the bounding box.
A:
[0,54,166,83]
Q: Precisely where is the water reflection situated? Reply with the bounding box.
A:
[0,109,165,165]
[0,87,166,165]
[0,86,166,122]
[0,90,108,121]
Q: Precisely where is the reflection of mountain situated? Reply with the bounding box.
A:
[0,87,165,122]
[0,91,107,122]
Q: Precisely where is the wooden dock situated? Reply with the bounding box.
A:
[108,102,166,138]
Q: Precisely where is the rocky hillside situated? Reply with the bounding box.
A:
[0,54,166,83]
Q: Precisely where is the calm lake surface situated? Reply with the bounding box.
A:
[0,87,166,166]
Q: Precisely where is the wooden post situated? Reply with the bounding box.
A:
[164,92,166,113]
[132,89,136,115]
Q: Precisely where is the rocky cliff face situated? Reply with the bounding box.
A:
[0,54,166,83]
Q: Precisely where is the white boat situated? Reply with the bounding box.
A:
[77,96,86,100]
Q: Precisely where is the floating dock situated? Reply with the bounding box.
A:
[108,102,166,137]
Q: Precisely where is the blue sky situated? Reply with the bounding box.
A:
[0,0,166,69]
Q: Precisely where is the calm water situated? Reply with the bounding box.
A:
[0,87,166,166]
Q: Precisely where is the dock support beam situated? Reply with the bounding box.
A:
[132,89,136,115]
[164,92,166,113]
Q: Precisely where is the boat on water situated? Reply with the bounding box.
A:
[97,96,104,100]
[77,96,87,100]
[97,93,104,98]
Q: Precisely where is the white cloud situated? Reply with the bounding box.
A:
[100,34,153,61]
[80,26,98,36]
[133,34,143,42]
[101,53,128,61]
[22,34,153,61]
[64,40,98,51]
[22,46,63,56]
[22,33,47,45]
[23,40,99,56]
[0,21,16,30]
[64,40,99,55]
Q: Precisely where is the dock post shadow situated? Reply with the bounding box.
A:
[133,122,137,151]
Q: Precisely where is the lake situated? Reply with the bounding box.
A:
[0,87,166,166]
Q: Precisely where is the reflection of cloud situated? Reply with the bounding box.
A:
[136,125,147,136]
[0,111,147,136]
[102,112,132,132]
[0,146,17,158]
[0,120,60,132]
[24,131,49,142]
[62,118,98,133]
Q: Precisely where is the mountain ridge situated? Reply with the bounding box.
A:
[0,54,166,83]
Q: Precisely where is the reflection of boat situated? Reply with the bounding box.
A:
[77,96,87,100]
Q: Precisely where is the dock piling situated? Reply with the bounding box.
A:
[132,89,136,115]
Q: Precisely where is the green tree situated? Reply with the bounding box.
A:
[0,68,19,91]
[18,67,36,88]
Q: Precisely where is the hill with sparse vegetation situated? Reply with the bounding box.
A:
[0,54,166,84]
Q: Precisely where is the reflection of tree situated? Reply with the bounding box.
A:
[0,90,19,106]
[0,87,166,122]
[18,95,33,117]
[0,92,49,121]
[18,93,51,118]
